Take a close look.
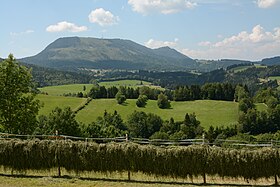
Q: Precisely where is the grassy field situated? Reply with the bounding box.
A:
[230,64,266,73]
[231,65,253,73]
[75,99,239,128]
[37,94,240,129]
[99,80,151,88]
[39,84,93,96]
[37,94,87,115]
[37,93,267,129]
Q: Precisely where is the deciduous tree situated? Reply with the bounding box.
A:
[0,54,41,134]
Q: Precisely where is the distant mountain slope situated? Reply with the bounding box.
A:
[261,56,280,65]
[21,37,196,71]
[23,63,91,87]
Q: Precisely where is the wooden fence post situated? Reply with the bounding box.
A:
[55,130,61,177]
[126,134,131,181]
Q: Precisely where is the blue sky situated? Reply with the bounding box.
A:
[1,0,280,60]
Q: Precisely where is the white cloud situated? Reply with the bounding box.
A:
[10,29,34,36]
[145,38,179,49]
[198,41,211,47]
[88,8,119,26]
[128,0,197,15]
[181,25,280,60]
[46,21,88,33]
[256,0,278,8]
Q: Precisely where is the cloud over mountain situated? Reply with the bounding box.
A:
[46,21,88,33]
[128,0,197,15]
[88,8,119,26]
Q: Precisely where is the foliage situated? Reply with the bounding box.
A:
[0,54,41,134]
[161,113,203,140]
[157,93,170,109]
[239,98,255,113]
[136,95,148,107]
[91,111,127,138]
[36,107,81,136]
[238,105,280,135]
[254,88,279,108]
[115,92,126,104]
[201,83,235,101]
[127,111,163,138]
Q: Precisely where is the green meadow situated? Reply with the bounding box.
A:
[99,79,151,88]
[39,84,93,96]
[37,82,267,129]
[37,94,87,116]
[75,99,239,129]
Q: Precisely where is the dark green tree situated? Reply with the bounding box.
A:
[0,54,41,134]
[136,95,148,107]
[234,85,249,102]
[157,93,170,109]
[127,111,163,138]
[239,98,255,113]
[43,107,81,136]
[115,91,126,104]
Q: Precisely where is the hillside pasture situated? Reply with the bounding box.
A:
[75,99,239,129]
[230,64,266,73]
[39,84,93,96]
[37,94,87,115]
[99,79,163,90]
[230,65,253,73]
[37,93,267,129]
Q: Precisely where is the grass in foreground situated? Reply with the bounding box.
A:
[0,171,275,187]
[76,99,239,129]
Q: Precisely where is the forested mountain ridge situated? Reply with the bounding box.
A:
[23,63,91,87]
[261,56,280,65]
[21,37,197,71]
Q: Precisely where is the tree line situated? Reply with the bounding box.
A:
[78,82,241,102]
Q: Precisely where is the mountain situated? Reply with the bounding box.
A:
[21,37,196,71]
[261,56,280,65]
[153,46,191,60]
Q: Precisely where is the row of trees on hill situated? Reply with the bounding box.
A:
[83,82,245,103]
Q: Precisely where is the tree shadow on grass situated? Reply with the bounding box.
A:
[0,173,276,187]
[119,102,128,106]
